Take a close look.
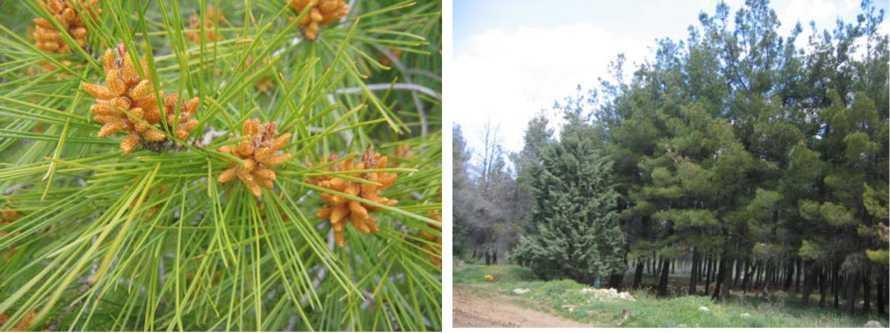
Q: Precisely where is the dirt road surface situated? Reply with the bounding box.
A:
[453,285,590,328]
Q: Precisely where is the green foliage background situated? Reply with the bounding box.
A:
[0,0,441,331]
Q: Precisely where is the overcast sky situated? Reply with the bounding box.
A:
[452,0,889,159]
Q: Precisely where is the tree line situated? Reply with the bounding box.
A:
[453,0,888,315]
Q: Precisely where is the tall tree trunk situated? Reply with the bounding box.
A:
[741,260,752,294]
[802,261,814,305]
[749,262,759,293]
[833,264,840,309]
[754,262,766,290]
[762,262,770,290]
[657,257,671,297]
[688,248,699,295]
[711,257,722,300]
[818,265,827,307]
[862,268,871,313]
[649,256,655,275]
[783,258,795,290]
[712,254,730,301]
[704,257,713,295]
[632,259,644,289]
[846,271,858,314]
[879,268,888,314]
[731,259,739,289]
[754,262,767,290]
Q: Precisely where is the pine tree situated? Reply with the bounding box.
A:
[512,110,625,285]
[591,0,888,312]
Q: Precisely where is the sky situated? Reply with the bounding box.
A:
[452,0,890,159]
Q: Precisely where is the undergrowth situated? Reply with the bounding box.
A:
[455,264,889,328]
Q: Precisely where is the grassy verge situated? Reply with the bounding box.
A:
[455,264,889,328]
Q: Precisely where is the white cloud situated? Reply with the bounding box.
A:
[451,23,647,156]
[778,0,860,35]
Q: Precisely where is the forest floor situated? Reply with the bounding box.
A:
[454,264,889,328]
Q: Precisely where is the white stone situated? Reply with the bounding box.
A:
[579,287,635,301]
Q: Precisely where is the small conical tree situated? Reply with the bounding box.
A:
[512,110,625,285]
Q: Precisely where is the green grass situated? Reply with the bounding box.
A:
[455,264,889,328]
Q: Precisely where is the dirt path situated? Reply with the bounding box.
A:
[453,285,590,328]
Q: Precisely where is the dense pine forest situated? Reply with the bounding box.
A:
[454,0,889,316]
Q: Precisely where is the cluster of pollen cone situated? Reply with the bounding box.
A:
[186,5,225,43]
[0,311,36,332]
[418,211,442,267]
[217,119,292,197]
[289,0,349,40]
[32,0,100,54]
[82,45,200,153]
[309,149,398,246]
[0,209,19,225]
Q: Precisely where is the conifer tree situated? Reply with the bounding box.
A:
[512,110,625,285]
[589,0,887,313]
[514,115,553,233]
